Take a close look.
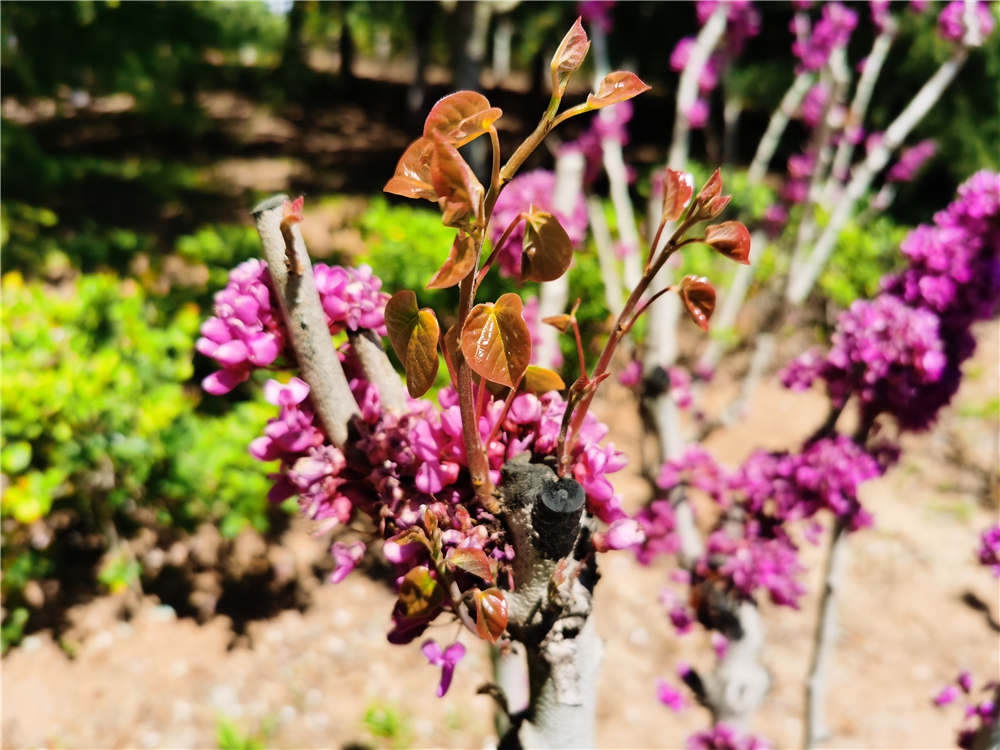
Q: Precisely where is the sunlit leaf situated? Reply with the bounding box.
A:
[704,221,751,265]
[461,294,531,387]
[430,134,485,229]
[586,71,651,110]
[384,137,437,201]
[541,313,572,333]
[423,91,502,148]
[385,290,441,397]
[397,566,445,619]
[679,275,716,331]
[661,169,693,222]
[427,231,477,289]
[520,210,573,283]
[390,526,432,552]
[473,587,508,643]
[695,168,723,204]
[522,365,566,393]
[446,547,495,584]
[551,18,590,84]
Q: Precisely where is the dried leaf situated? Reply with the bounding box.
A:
[384,136,436,201]
[385,290,441,398]
[424,90,502,147]
[473,587,508,643]
[461,293,531,387]
[446,547,495,584]
[679,275,716,331]
[704,221,751,265]
[522,365,566,393]
[521,210,573,283]
[430,134,484,229]
[661,169,693,222]
[586,71,651,110]
[427,231,477,289]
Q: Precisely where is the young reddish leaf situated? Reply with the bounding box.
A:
[521,365,566,393]
[704,221,751,265]
[704,193,733,219]
[384,136,436,201]
[586,71,652,110]
[473,587,508,643]
[662,169,693,222]
[461,293,531,387]
[398,565,445,619]
[427,232,477,289]
[390,527,432,552]
[521,210,573,283]
[444,323,463,368]
[541,313,572,333]
[282,195,304,224]
[385,290,441,398]
[695,168,723,204]
[423,91,502,147]
[551,18,591,83]
[679,275,716,331]
[446,547,495,584]
[430,134,485,229]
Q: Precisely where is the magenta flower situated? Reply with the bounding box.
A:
[978,524,1000,576]
[421,639,466,697]
[329,540,365,583]
[935,684,960,706]
[656,679,690,712]
[937,1,995,44]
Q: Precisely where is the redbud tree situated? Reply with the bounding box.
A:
[198,18,751,748]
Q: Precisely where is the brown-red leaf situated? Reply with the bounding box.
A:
[398,566,445,619]
[521,210,573,283]
[423,90,502,148]
[586,71,651,110]
[661,168,693,222]
[385,290,441,398]
[384,136,437,201]
[446,547,495,584]
[551,17,591,81]
[679,275,716,331]
[473,587,508,643]
[695,167,723,204]
[427,231,477,289]
[541,313,572,333]
[461,293,531,387]
[430,134,484,229]
[704,221,751,265]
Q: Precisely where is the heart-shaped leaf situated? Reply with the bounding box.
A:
[551,18,590,85]
[384,136,436,201]
[661,169,693,222]
[446,547,495,584]
[586,71,651,110]
[398,566,445,619]
[704,221,751,265]
[522,365,566,393]
[427,231,477,289]
[521,210,573,283]
[461,293,531,387]
[385,290,441,397]
[424,91,502,147]
[679,275,716,331]
[473,587,508,643]
[430,134,485,229]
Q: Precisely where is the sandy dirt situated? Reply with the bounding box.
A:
[3,318,997,750]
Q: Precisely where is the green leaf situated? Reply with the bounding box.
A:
[1,441,32,474]
[385,290,441,398]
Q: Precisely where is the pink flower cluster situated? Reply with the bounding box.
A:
[787,171,1000,431]
[887,139,937,183]
[563,100,636,185]
[197,259,388,395]
[792,2,858,72]
[937,0,996,44]
[488,170,589,279]
[686,722,772,750]
[978,523,1000,576]
[933,669,1000,750]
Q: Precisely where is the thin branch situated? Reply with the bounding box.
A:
[347,329,407,415]
[747,71,815,184]
[588,196,625,319]
[252,195,359,447]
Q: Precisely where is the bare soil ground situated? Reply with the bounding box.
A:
[4,321,997,750]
